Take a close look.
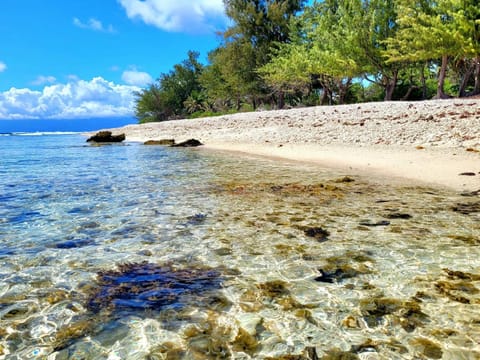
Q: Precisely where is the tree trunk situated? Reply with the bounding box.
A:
[458,61,474,97]
[320,88,329,105]
[277,91,285,109]
[384,70,398,101]
[401,85,419,101]
[236,96,241,111]
[421,62,427,99]
[436,55,450,99]
[473,57,480,96]
[337,78,352,105]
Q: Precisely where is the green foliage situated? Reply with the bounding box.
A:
[219,0,307,108]
[259,0,401,102]
[134,0,479,124]
[134,51,204,123]
[201,39,259,110]
[383,0,480,97]
[134,84,166,124]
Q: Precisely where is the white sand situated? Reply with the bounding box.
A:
[99,99,480,191]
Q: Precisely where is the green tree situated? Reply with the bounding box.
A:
[261,0,397,104]
[384,0,479,98]
[134,84,167,123]
[201,39,259,110]
[133,51,204,123]
[215,0,306,108]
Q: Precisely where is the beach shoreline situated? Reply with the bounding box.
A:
[96,99,480,192]
[201,142,480,192]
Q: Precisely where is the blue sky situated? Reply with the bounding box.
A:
[0,0,228,130]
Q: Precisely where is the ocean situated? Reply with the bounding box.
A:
[0,133,479,359]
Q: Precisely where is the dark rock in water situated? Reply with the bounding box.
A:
[314,267,359,283]
[359,297,427,331]
[56,239,93,249]
[258,280,290,298]
[86,262,224,314]
[410,338,443,359]
[144,139,175,146]
[460,189,480,197]
[86,131,125,143]
[459,172,476,176]
[0,248,16,257]
[304,227,330,242]
[334,176,355,183]
[451,201,480,214]
[172,139,203,147]
[386,213,412,220]
[186,213,207,225]
[359,220,390,227]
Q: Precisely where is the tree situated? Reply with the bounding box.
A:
[261,0,395,104]
[134,84,167,123]
[218,0,307,108]
[451,0,480,96]
[133,51,204,122]
[157,51,204,116]
[201,39,259,110]
[384,0,479,98]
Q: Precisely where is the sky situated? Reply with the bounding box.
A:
[0,0,229,131]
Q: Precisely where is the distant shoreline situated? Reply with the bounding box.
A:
[97,99,480,192]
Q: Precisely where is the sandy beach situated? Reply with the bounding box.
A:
[102,99,480,192]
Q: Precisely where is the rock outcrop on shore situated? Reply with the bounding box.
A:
[87,131,125,143]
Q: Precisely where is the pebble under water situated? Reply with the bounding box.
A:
[0,134,479,359]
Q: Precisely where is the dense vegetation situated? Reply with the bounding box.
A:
[135,0,480,123]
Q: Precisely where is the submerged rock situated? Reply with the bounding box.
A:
[55,238,93,249]
[334,176,355,183]
[86,262,225,314]
[359,220,390,227]
[385,212,412,219]
[86,131,125,143]
[172,139,203,147]
[359,296,427,331]
[451,201,480,214]
[460,189,480,196]
[186,213,207,225]
[314,267,359,283]
[303,227,330,242]
[410,338,443,359]
[314,251,374,284]
[433,268,480,304]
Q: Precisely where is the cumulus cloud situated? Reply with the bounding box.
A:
[73,17,115,33]
[0,77,140,119]
[32,75,57,86]
[121,69,153,86]
[0,61,6,72]
[118,0,227,33]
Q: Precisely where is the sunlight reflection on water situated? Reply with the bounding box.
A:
[0,135,479,359]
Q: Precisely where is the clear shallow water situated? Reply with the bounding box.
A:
[0,135,479,359]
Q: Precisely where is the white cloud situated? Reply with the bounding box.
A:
[0,61,6,72]
[73,17,115,33]
[0,77,140,119]
[121,69,153,86]
[118,0,227,33]
[32,75,57,86]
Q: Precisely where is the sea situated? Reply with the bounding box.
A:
[0,133,479,359]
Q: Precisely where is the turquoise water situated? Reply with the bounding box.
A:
[0,134,479,359]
